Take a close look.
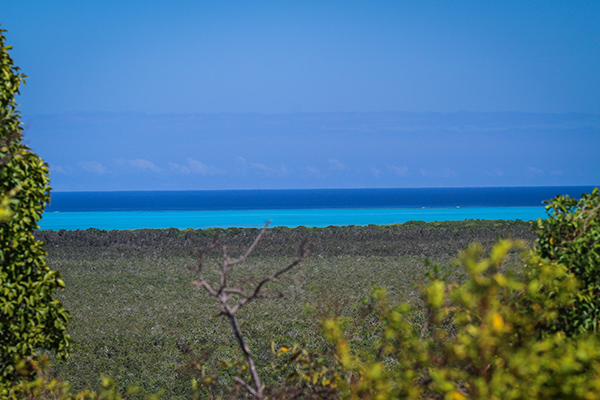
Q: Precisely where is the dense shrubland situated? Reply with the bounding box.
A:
[38,223,497,397]
[35,219,534,258]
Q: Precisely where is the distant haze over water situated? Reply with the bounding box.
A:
[25,112,600,191]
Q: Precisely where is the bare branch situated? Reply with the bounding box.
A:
[233,376,260,398]
[229,314,264,399]
[219,245,229,290]
[231,242,312,314]
[222,288,250,298]
[191,221,309,400]
[253,292,285,300]
[194,235,220,276]
[228,222,270,266]
[191,280,218,297]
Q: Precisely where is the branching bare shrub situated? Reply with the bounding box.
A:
[190,222,311,399]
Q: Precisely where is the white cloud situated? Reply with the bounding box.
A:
[233,157,249,175]
[169,158,225,175]
[279,164,292,175]
[440,167,458,178]
[488,168,505,177]
[79,161,107,174]
[50,165,67,174]
[386,164,408,177]
[129,158,162,172]
[328,158,348,172]
[419,167,458,178]
[370,167,382,177]
[527,166,543,174]
[249,162,292,177]
[115,158,163,172]
[250,162,271,174]
[187,158,211,174]
[168,162,189,174]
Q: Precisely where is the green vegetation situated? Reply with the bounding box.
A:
[32,222,531,398]
[21,206,600,399]
[319,241,600,399]
[534,188,600,335]
[0,28,70,392]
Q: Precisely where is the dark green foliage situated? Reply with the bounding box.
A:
[36,219,535,259]
[534,187,600,334]
[0,28,70,389]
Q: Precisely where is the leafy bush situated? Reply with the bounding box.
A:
[534,187,600,335]
[0,28,70,391]
[314,189,600,399]
[7,358,162,400]
[322,241,600,399]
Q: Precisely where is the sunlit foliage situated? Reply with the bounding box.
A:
[317,189,600,399]
[534,187,600,335]
[1,28,70,392]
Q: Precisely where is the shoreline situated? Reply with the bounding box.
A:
[37,207,547,231]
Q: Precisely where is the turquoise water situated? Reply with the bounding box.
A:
[38,206,547,231]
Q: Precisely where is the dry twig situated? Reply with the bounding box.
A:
[191,221,311,399]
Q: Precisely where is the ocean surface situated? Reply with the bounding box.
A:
[39,186,596,230]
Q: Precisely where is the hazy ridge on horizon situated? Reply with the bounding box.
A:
[24,111,600,192]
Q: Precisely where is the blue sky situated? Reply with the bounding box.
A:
[2,1,599,191]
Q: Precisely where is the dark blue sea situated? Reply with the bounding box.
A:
[40,186,597,230]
